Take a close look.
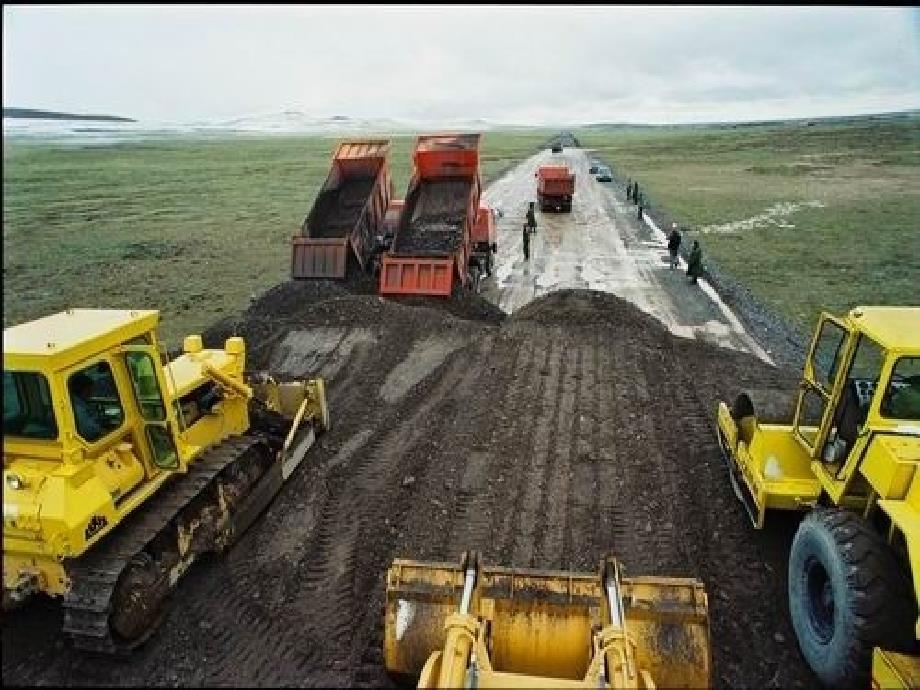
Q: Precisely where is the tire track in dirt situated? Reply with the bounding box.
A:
[566,332,602,571]
[440,335,528,562]
[605,337,683,574]
[538,339,580,567]
[588,334,634,567]
[344,338,500,688]
[509,330,565,568]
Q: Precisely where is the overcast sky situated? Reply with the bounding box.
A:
[3,4,919,125]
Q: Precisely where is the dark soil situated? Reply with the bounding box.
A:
[392,178,473,255]
[2,288,816,689]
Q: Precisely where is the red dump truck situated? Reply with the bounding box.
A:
[379,133,482,297]
[536,164,575,212]
[292,140,392,279]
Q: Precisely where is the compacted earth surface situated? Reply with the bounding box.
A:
[3,278,816,688]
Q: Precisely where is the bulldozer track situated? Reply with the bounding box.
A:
[61,435,262,654]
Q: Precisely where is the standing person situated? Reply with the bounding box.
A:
[637,192,644,221]
[686,240,703,284]
[626,178,632,200]
[667,222,682,269]
[522,222,531,262]
[525,201,537,234]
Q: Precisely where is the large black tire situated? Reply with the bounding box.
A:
[788,508,917,688]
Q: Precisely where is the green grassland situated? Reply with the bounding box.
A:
[3,130,551,346]
[577,117,920,332]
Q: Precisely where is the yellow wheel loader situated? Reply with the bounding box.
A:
[3,309,328,653]
[716,306,920,688]
[383,552,711,688]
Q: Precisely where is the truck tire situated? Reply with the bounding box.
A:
[788,508,917,689]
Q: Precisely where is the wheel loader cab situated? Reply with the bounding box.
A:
[793,314,887,472]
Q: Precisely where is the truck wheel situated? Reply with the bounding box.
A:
[788,508,916,689]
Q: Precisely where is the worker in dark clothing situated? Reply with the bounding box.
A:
[626,178,632,200]
[686,240,703,284]
[667,222,682,269]
[522,223,530,261]
[525,201,537,234]
[637,192,643,220]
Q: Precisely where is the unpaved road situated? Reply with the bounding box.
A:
[2,151,819,689]
[482,147,771,361]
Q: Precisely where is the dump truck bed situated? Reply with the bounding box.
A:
[304,177,377,238]
[379,134,481,297]
[292,139,391,279]
[391,178,472,255]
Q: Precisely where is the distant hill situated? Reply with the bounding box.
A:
[3,107,136,123]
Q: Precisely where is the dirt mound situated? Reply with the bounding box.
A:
[512,288,673,334]
[201,277,505,369]
[3,289,814,690]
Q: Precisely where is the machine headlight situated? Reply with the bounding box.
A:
[6,473,25,490]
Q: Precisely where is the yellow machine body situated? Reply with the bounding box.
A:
[716,306,920,687]
[384,554,711,689]
[3,308,327,604]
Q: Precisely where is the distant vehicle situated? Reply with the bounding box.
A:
[551,143,563,153]
[536,165,575,212]
[595,167,612,182]
[589,163,600,174]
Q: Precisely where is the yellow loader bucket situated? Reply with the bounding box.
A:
[384,555,711,689]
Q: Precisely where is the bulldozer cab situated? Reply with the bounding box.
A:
[793,308,920,490]
[4,309,182,475]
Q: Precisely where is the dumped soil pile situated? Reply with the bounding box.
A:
[392,178,472,254]
[202,277,505,368]
[3,289,815,690]
[305,177,376,238]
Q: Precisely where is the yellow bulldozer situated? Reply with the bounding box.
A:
[716,306,920,688]
[2,308,328,653]
[383,552,712,688]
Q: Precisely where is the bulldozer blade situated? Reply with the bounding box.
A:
[384,558,711,688]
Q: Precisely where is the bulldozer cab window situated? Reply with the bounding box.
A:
[68,361,124,443]
[125,351,166,421]
[811,318,848,391]
[881,357,920,420]
[3,371,58,440]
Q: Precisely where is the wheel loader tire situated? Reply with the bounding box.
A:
[788,508,917,689]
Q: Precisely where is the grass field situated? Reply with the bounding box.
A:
[576,116,920,332]
[2,130,551,346]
